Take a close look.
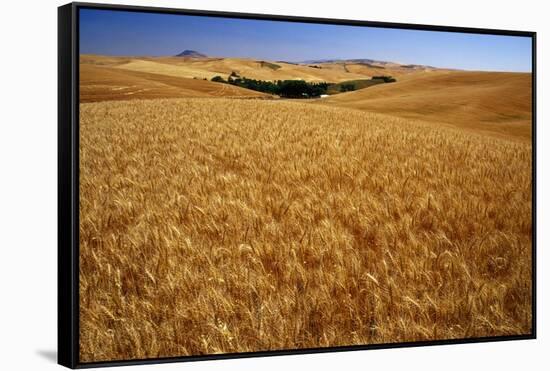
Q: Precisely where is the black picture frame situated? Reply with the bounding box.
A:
[58,2,537,368]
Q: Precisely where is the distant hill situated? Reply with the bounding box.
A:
[300,58,341,64]
[175,50,207,58]
[79,53,452,89]
[300,58,436,70]
[300,58,388,64]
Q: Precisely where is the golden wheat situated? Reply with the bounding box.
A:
[79,98,532,362]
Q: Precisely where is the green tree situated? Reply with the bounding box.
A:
[211,76,226,83]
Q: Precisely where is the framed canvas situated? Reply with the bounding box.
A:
[58,2,536,368]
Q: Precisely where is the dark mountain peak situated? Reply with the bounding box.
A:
[175,50,207,58]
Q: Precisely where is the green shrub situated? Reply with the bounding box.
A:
[340,84,356,92]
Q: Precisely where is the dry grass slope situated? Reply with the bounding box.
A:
[80,98,532,362]
[318,71,532,140]
[80,63,270,102]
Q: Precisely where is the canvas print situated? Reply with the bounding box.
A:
[78,8,533,363]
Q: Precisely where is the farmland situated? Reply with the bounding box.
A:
[72,33,539,362]
[79,88,532,360]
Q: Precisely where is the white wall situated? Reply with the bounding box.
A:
[0,0,545,369]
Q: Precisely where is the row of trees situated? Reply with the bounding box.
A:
[372,75,397,83]
[211,75,329,98]
[210,73,396,97]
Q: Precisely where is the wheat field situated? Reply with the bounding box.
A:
[79,98,532,362]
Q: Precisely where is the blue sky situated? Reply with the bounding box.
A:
[80,8,532,72]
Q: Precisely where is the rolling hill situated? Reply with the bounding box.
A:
[317,71,532,140]
[80,54,425,85]
[80,55,533,142]
[80,63,269,102]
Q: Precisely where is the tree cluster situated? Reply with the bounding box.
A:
[211,75,329,98]
[372,75,397,83]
